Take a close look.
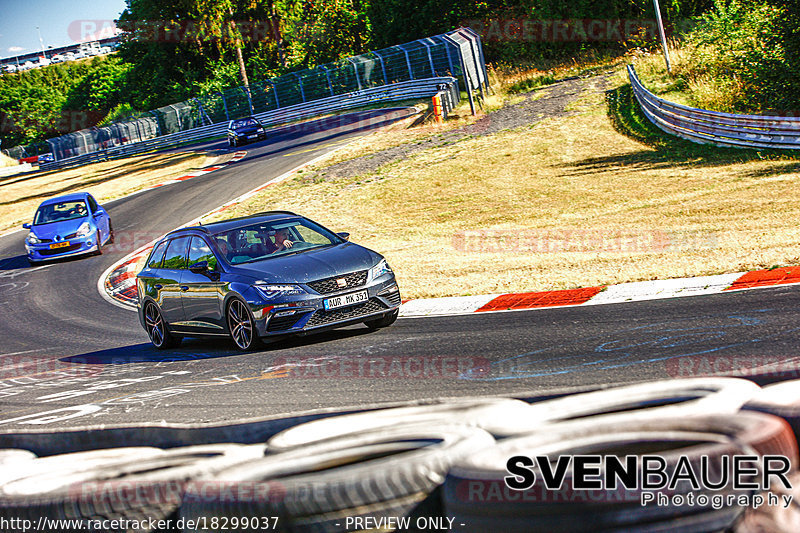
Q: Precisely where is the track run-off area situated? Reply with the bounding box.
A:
[2,108,800,431]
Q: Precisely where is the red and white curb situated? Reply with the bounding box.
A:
[399,268,800,317]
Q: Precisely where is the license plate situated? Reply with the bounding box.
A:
[248,134,259,139]
[49,241,70,249]
[324,290,368,310]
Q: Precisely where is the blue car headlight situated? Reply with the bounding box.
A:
[370,259,393,280]
[75,221,92,238]
[254,283,307,300]
[26,232,41,245]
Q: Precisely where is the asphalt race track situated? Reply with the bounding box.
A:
[2,109,800,431]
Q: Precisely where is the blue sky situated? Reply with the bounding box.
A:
[0,0,127,58]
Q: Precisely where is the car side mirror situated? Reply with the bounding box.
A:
[337,232,350,241]
[189,260,209,274]
[22,223,31,229]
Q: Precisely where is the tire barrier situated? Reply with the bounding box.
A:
[2,377,800,532]
[745,379,800,445]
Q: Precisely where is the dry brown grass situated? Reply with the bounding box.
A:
[0,153,17,167]
[202,67,800,300]
[0,152,211,232]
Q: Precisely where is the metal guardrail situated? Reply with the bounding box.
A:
[628,65,800,150]
[40,77,459,171]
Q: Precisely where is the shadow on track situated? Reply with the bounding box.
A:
[59,326,375,365]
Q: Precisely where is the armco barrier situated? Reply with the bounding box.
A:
[628,64,800,150]
[40,77,458,171]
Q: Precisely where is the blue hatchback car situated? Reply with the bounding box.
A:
[23,192,114,264]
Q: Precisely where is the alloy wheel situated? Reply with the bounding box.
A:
[228,299,256,350]
[144,303,165,348]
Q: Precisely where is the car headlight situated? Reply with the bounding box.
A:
[371,259,393,279]
[26,232,41,244]
[75,221,92,238]
[254,283,306,300]
[257,127,264,132]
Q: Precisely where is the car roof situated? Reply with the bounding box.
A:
[38,192,89,206]
[165,211,299,238]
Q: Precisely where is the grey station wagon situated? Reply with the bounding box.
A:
[136,212,401,350]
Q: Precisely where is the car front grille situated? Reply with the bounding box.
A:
[267,313,306,332]
[306,270,368,295]
[384,290,402,307]
[306,299,386,328]
[39,243,82,256]
[39,238,53,243]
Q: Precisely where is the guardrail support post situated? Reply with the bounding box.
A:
[266,80,280,109]
[420,40,436,76]
[347,58,363,91]
[374,52,388,85]
[398,45,414,80]
[148,110,162,136]
[216,92,230,122]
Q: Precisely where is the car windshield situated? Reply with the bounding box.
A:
[232,118,258,128]
[33,200,88,225]
[213,218,343,265]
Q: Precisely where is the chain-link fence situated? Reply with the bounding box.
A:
[3,27,487,163]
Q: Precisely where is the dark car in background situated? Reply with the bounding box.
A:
[23,192,114,265]
[136,211,401,350]
[226,116,267,147]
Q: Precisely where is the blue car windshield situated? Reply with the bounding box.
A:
[33,201,88,225]
[214,219,343,265]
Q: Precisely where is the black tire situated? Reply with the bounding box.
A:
[27,258,39,267]
[0,449,36,466]
[94,229,103,255]
[107,221,114,244]
[745,378,800,445]
[227,298,260,351]
[268,397,535,451]
[489,377,761,437]
[443,411,796,532]
[0,444,264,533]
[144,301,182,349]
[365,309,399,330]
[180,425,494,532]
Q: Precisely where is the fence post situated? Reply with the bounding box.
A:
[194,98,212,125]
[293,72,306,102]
[347,58,363,91]
[148,110,162,136]
[319,65,335,97]
[419,39,436,76]
[216,92,230,122]
[398,45,414,80]
[240,86,254,115]
[266,80,280,108]
[374,51,388,85]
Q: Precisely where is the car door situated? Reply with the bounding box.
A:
[157,236,190,325]
[179,236,225,333]
[87,195,110,239]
